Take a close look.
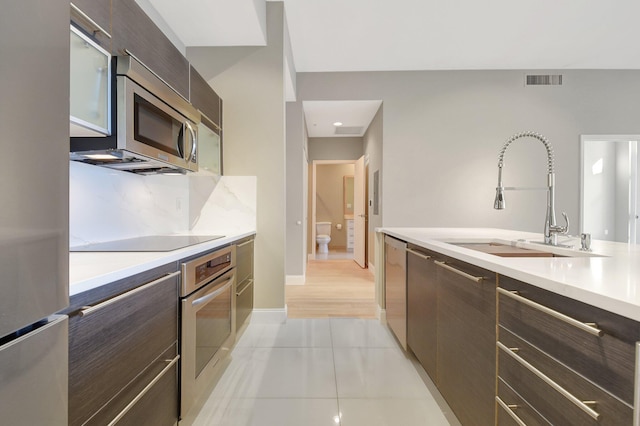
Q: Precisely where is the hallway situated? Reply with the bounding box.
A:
[285,259,376,318]
[189,318,459,426]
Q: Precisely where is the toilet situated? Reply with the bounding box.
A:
[316,222,332,253]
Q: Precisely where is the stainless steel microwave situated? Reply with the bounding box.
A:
[71,55,200,174]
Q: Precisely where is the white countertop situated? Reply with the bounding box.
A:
[69,231,255,296]
[379,228,640,322]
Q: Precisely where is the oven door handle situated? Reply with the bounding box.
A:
[192,276,234,309]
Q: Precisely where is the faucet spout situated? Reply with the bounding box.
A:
[494,131,568,245]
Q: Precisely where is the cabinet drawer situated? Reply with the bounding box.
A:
[498,276,638,404]
[68,271,179,426]
[497,378,550,426]
[110,344,179,426]
[236,238,254,286]
[236,278,254,328]
[498,328,633,425]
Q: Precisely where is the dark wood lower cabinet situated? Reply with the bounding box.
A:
[115,345,179,426]
[235,237,254,330]
[401,238,640,426]
[497,276,638,425]
[406,246,438,382]
[436,259,496,426]
[68,265,179,426]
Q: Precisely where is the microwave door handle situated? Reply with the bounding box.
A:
[184,121,197,163]
[177,123,185,158]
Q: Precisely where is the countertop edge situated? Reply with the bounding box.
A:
[69,231,256,296]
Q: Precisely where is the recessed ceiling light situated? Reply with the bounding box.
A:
[333,122,343,127]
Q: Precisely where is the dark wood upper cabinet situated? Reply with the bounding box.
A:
[70,0,112,50]
[190,65,221,130]
[111,0,190,99]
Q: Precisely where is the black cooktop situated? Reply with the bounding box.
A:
[70,235,224,252]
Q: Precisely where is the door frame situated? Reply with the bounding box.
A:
[310,159,361,260]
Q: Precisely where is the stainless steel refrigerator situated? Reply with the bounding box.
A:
[0,1,70,424]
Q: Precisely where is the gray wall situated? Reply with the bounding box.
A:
[286,101,306,277]
[363,105,383,267]
[293,70,640,238]
[308,137,364,160]
[187,2,286,309]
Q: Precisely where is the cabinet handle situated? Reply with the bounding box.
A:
[496,396,528,426]
[497,287,604,337]
[236,279,253,296]
[236,240,254,248]
[107,354,180,426]
[79,271,181,317]
[434,260,484,283]
[497,341,600,420]
[406,248,431,261]
[70,3,112,39]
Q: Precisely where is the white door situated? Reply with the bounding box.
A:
[354,155,366,268]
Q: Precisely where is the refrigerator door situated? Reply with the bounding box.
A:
[0,0,69,336]
[0,315,68,426]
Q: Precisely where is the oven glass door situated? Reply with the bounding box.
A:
[192,271,234,377]
[134,93,183,158]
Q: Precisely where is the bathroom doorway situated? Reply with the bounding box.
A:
[309,158,368,265]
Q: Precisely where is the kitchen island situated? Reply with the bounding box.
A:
[378,228,640,426]
[379,227,640,322]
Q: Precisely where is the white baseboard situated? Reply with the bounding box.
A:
[378,306,386,323]
[250,308,287,324]
[286,275,306,285]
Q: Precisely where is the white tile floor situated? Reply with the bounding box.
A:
[189,318,461,426]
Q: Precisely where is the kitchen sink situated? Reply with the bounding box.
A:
[448,240,602,258]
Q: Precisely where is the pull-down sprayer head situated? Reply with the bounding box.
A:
[494,163,506,209]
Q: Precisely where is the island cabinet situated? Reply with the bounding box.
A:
[497,275,638,425]
[111,0,190,99]
[70,0,112,50]
[406,245,439,382]
[405,246,497,426]
[436,256,497,426]
[67,263,180,426]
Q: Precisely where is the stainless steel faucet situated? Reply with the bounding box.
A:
[494,131,569,245]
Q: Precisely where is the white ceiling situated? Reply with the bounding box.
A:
[145,0,640,137]
[304,101,382,138]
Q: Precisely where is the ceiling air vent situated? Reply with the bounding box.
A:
[525,74,563,86]
[334,126,364,135]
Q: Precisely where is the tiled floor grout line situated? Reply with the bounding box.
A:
[329,319,344,426]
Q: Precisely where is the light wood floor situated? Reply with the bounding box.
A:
[285,259,376,318]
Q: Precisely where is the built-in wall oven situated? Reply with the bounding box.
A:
[179,245,235,418]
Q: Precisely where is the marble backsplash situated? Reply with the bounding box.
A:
[70,161,256,247]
